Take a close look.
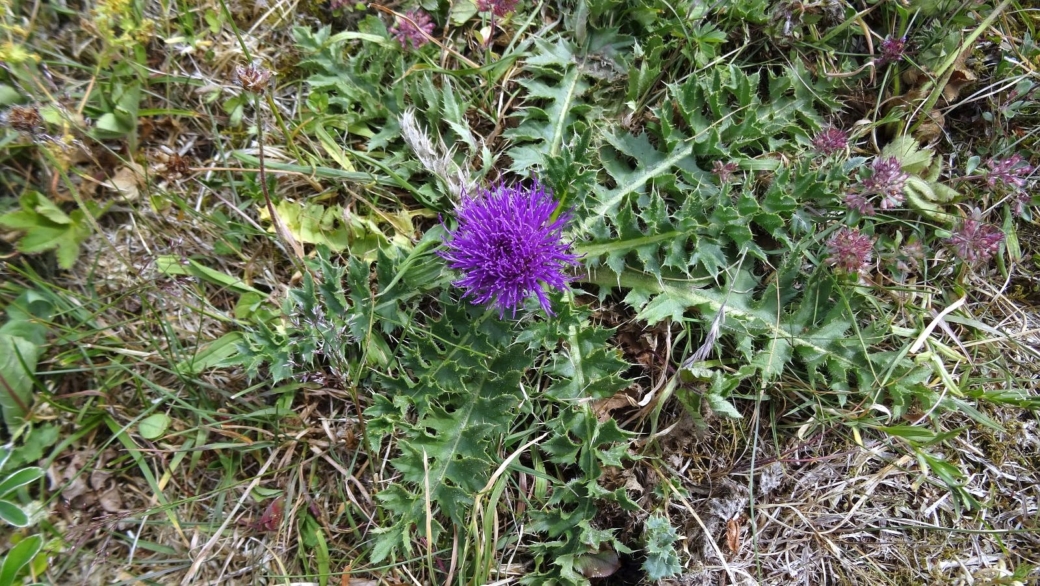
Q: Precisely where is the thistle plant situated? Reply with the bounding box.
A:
[441,180,579,317]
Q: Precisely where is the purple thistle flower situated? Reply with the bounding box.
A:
[812,126,849,156]
[862,157,908,210]
[476,0,519,16]
[825,227,874,273]
[877,36,907,66]
[440,180,579,317]
[947,215,1004,264]
[391,9,435,49]
[844,191,876,216]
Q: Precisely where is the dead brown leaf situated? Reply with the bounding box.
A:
[101,163,145,202]
[726,517,742,553]
[593,391,636,422]
[98,484,124,512]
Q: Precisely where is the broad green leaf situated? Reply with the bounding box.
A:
[753,337,794,380]
[0,84,21,106]
[0,500,30,527]
[590,131,699,221]
[137,414,171,440]
[876,425,939,444]
[2,425,59,470]
[0,193,100,269]
[643,515,682,580]
[0,467,43,497]
[30,196,70,225]
[155,256,260,294]
[94,112,135,137]
[573,548,619,578]
[705,392,742,419]
[0,333,41,428]
[883,135,933,174]
[0,534,43,585]
[176,332,245,375]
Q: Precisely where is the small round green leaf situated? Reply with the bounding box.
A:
[137,414,171,440]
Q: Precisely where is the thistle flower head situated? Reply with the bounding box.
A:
[812,126,849,156]
[947,214,1004,264]
[235,62,273,93]
[862,157,908,210]
[391,9,435,49]
[825,227,874,273]
[476,0,519,16]
[877,36,907,65]
[440,180,579,317]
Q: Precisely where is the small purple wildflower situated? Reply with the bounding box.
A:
[440,180,579,317]
[812,126,849,156]
[476,0,519,16]
[877,36,907,66]
[844,191,876,216]
[862,157,908,210]
[712,160,739,183]
[947,215,1004,264]
[825,227,874,273]
[988,154,1037,215]
[1011,191,1035,217]
[986,154,1031,191]
[391,9,435,49]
